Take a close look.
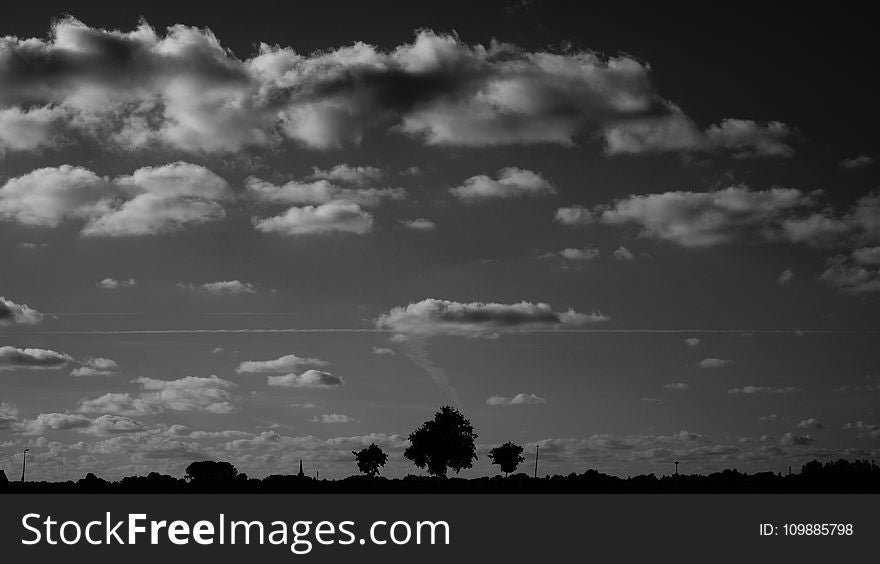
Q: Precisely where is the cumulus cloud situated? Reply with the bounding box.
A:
[684,337,701,347]
[371,347,396,356]
[0,297,44,326]
[0,402,20,430]
[728,386,802,395]
[253,200,374,236]
[245,176,404,208]
[236,354,328,374]
[777,268,794,286]
[311,413,356,424]
[559,247,599,261]
[78,375,237,415]
[449,167,555,201]
[779,432,817,446]
[180,280,258,295]
[0,162,231,236]
[0,346,73,370]
[795,418,824,430]
[839,154,875,171]
[593,186,816,247]
[819,254,880,294]
[486,393,547,406]
[96,278,136,290]
[663,382,689,390]
[604,115,795,158]
[308,164,384,186]
[400,218,436,230]
[20,412,92,434]
[554,205,593,226]
[779,192,880,248]
[842,421,880,439]
[70,357,118,377]
[0,21,681,151]
[613,246,635,261]
[697,358,731,369]
[267,370,344,388]
[375,298,608,338]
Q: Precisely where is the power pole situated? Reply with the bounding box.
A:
[20,449,29,483]
[534,445,539,478]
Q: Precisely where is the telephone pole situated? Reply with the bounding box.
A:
[534,445,539,478]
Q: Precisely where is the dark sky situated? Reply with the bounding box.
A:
[0,1,878,480]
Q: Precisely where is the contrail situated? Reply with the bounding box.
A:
[400,336,462,408]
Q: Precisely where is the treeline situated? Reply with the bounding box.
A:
[2,407,879,492]
[2,459,880,493]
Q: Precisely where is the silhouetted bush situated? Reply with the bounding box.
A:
[353,443,388,477]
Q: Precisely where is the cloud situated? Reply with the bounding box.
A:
[486,393,547,406]
[779,192,880,248]
[375,298,608,338]
[236,354,328,374]
[290,402,318,409]
[555,205,594,226]
[777,268,794,286]
[833,374,880,393]
[0,402,19,430]
[594,186,816,248]
[267,370,344,388]
[0,106,63,153]
[84,415,146,436]
[245,176,404,208]
[852,246,880,265]
[20,412,92,434]
[181,280,258,295]
[697,358,732,369]
[779,432,817,446]
[842,421,880,439]
[0,297,44,326]
[311,413,356,424]
[640,397,663,404]
[449,167,555,201]
[0,162,231,236]
[728,386,802,395]
[663,382,689,390]
[819,254,880,294]
[604,115,795,158]
[96,278,136,290]
[0,21,677,151]
[795,418,824,430]
[839,154,875,171]
[253,200,374,236]
[559,247,599,261]
[0,346,74,370]
[757,414,779,422]
[684,337,701,347]
[613,246,635,261]
[308,164,384,186]
[400,218,436,230]
[70,357,118,377]
[78,375,237,415]
[371,347,396,356]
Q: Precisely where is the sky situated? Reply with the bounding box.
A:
[1,0,879,481]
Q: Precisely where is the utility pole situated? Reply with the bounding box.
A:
[20,448,29,483]
[534,445,539,478]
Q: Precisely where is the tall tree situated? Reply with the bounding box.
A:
[488,441,525,476]
[404,406,478,477]
[353,443,388,477]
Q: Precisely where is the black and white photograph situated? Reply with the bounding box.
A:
[0,0,878,559]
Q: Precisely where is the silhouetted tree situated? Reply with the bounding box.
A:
[185,460,239,482]
[353,443,388,477]
[404,406,478,477]
[488,442,525,476]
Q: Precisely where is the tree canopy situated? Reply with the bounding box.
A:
[353,443,389,477]
[488,441,525,476]
[404,405,478,477]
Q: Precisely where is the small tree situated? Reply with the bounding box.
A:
[488,442,525,477]
[404,405,478,477]
[353,443,388,477]
[185,460,239,482]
